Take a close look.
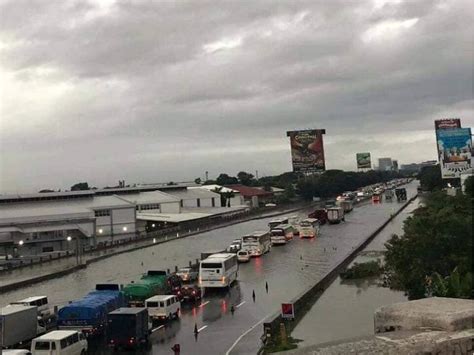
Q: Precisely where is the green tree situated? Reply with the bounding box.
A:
[194,177,202,185]
[237,171,255,186]
[384,191,473,299]
[418,165,443,191]
[71,182,89,191]
[216,173,238,185]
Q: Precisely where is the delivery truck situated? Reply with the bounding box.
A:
[107,308,151,349]
[327,207,344,224]
[1,305,40,348]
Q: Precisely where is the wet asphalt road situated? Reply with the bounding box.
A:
[1,182,418,355]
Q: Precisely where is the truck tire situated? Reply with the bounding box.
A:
[169,313,173,321]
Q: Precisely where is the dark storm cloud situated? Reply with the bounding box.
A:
[0,0,473,192]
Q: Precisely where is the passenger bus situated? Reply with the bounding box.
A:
[268,217,289,230]
[241,231,271,256]
[270,224,294,245]
[298,218,320,238]
[199,253,238,289]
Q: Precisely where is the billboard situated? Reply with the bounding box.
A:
[436,128,472,178]
[356,152,371,169]
[287,129,326,173]
[435,118,461,130]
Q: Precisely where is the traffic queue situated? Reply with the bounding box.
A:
[1,178,411,353]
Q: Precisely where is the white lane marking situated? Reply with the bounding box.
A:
[235,301,246,308]
[225,313,273,355]
[151,325,164,333]
[197,325,208,332]
[199,301,210,307]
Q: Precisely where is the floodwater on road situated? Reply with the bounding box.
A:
[1,182,418,355]
[291,196,421,348]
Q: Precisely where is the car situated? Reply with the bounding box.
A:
[237,250,250,263]
[227,239,242,253]
[177,285,201,302]
[176,267,198,283]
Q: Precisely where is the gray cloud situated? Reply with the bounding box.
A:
[1,0,473,192]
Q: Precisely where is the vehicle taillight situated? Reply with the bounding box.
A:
[221,276,226,283]
[129,337,135,344]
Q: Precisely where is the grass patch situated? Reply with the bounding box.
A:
[263,336,302,353]
[340,260,384,280]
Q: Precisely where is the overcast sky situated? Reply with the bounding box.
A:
[0,0,473,193]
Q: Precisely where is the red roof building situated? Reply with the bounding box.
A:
[225,185,273,207]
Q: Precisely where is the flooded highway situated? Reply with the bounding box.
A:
[1,182,418,354]
[291,195,421,348]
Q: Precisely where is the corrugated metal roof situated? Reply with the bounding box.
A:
[167,188,220,200]
[117,191,180,204]
[137,212,210,223]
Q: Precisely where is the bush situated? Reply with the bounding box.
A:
[340,260,384,280]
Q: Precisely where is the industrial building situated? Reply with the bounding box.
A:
[0,185,243,257]
[190,185,245,207]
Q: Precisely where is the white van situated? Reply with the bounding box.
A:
[11,296,51,320]
[31,330,87,355]
[145,295,180,322]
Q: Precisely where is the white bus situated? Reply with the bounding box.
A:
[199,253,238,289]
[270,224,295,245]
[11,296,50,320]
[241,231,271,256]
[298,218,320,238]
[268,217,289,230]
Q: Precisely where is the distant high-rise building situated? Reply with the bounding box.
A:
[378,158,393,171]
[392,160,399,172]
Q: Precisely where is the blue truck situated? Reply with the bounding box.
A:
[57,284,126,336]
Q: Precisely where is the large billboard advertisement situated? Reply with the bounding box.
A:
[287,129,326,173]
[435,118,461,130]
[436,128,472,178]
[356,152,371,169]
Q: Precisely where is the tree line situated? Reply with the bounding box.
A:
[384,176,473,299]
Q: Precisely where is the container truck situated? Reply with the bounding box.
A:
[327,207,344,224]
[308,208,328,225]
[395,188,407,202]
[1,305,39,348]
[107,308,151,349]
[338,200,353,213]
[57,284,125,336]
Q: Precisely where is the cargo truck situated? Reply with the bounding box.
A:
[308,208,328,225]
[337,200,353,213]
[395,188,407,202]
[327,207,344,224]
[57,284,126,336]
[123,271,181,307]
[107,308,151,349]
[1,305,41,349]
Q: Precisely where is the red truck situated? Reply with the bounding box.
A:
[308,208,327,225]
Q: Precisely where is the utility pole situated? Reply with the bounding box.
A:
[255,170,259,180]
[205,171,209,182]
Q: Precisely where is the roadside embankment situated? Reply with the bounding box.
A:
[261,194,418,348]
